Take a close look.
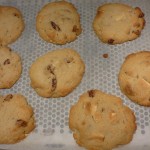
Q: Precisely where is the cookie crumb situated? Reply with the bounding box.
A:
[103,53,108,58]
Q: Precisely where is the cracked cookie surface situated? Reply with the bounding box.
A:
[93,3,145,44]
[0,6,24,46]
[0,94,35,143]
[36,1,82,45]
[0,46,22,89]
[29,48,85,98]
[119,51,150,106]
[69,90,136,150]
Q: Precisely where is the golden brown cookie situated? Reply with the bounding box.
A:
[93,3,145,44]
[0,6,24,46]
[0,94,35,143]
[69,90,136,150]
[29,48,85,98]
[36,1,82,45]
[0,46,22,89]
[119,51,150,106]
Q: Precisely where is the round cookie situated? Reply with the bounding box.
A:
[0,6,24,46]
[0,94,35,144]
[0,47,22,89]
[36,1,82,45]
[93,3,145,44]
[69,90,136,150]
[119,51,150,106]
[29,48,85,98]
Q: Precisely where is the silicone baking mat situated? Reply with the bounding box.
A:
[0,0,150,150]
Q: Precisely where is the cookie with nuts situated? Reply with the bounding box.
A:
[119,51,150,106]
[29,48,85,98]
[0,94,35,143]
[93,3,145,44]
[0,6,24,46]
[0,46,22,89]
[69,90,136,150]
[36,1,82,44]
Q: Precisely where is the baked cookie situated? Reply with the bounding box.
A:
[36,1,82,44]
[93,3,145,44]
[0,6,24,46]
[119,51,150,106]
[29,48,85,98]
[69,90,136,150]
[0,47,22,89]
[0,94,35,143]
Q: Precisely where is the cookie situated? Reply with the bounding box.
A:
[69,90,136,150]
[93,3,145,44]
[36,1,82,44]
[119,51,150,106]
[0,47,22,89]
[0,94,35,143]
[0,6,24,46]
[29,48,85,98]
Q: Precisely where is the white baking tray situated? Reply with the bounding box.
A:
[0,0,150,150]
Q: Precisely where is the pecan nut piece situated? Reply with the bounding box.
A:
[72,25,80,35]
[13,13,20,18]
[16,119,27,127]
[138,12,144,18]
[64,57,74,63]
[51,21,61,31]
[4,59,10,65]
[108,39,114,44]
[4,94,13,101]
[88,90,95,98]
[47,64,57,92]
[47,64,55,75]
[132,30,140,35]
[51,77,57,91]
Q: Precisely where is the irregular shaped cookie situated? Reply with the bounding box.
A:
[93,3,145,44]
[119,51,150,106]
[29,48,85,98]
[0,6,24,46]
[36,1,82,44]
[0,47,22,89]
[0,94,35,143]
[69,90,136,150]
